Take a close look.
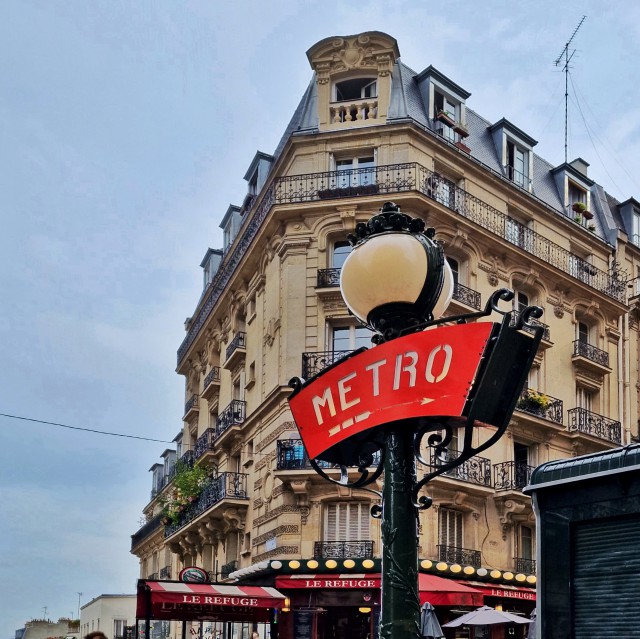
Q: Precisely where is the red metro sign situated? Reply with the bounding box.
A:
[289,323,493,461]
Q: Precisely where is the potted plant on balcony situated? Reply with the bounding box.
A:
[516,389,551,415]
[160,461,211,525]
[572,201,593,219]
[436,109,456,128]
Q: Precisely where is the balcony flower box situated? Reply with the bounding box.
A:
[572,202,593,219]
[317,183,379,199]
[436,110,456,128]
[516,389,551,415]
[453,122,469,137]
[455,141,471,154]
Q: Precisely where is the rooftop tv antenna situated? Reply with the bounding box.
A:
[554,15,587,163]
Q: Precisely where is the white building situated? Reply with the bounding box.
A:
[80,595,136,639]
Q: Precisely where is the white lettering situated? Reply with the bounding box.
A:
[337,371,360,411]
[365,359,386,396]
[425,344,452,383]
[393,351,418,389]
[312,387,336,425]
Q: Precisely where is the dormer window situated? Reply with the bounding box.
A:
[335,77,377,101]
[331,77,378,123]
[434,92,460,142]
[507,140,529,188]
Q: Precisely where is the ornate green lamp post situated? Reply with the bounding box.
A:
[288,202,543,639]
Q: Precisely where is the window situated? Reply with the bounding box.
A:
[569,182,587,206]
[577,321,589,344]
[438,508,463,549]
[435,92,457,119]
[447,257,459,289]
[335,77,377,101]
[428,173,461,210]
[633,212,640,247]
[114,620,126,639]
[332,241,352,269]
[507,141,528,187]
[506,216,529,249]
[335,155,375,187]
[513,291,529,316]
[519,525,533,560]
[331,325,372,351]
[576,386,593,412]
[514,443,533,489]
[324,502,371,541]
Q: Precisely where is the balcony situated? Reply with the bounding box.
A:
[164,472,248,538]
[201,366,221,401]
[567,407,622,444]
[317,268,341,288]
[314,540,374,559]
[224,332,246,371]
[515,388,563,425]
[178,162,627,367]
[194,428,216,460]
[220,560,238,579]
[131,513,163,551]
[216,400,246,439]
[302,350,353,380]
[276,439,379,471]
[510,315,551,343]
[494,461,535,492]
[437,545,481,568]
[572,340,611,375]
[183,394,199,421]
[159,566,171,580]
[451,282,481,310]
[148,573,159,580]
[429,451,492,488]
[514,557,536,574]
[329,99,378,125]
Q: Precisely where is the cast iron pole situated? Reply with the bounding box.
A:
[380,426,421,639]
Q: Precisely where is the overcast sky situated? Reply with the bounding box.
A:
[2,1,640,636]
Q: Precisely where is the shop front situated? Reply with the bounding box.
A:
[274,574,485,639]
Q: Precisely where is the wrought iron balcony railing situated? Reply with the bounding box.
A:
[452,282,481,310]
[515,388,563,424]
[164,472,248,537]
[225,332,246,361]
[276,439,379,470]
[429,451,491,487]
[494,461,535,491]
[148,573,158,580]
[314,540,374,559]
[437,544,482,567]
[194,428,216,460]
[203,366,221,388]
[514,557,536,574]
[131,513,163,550]
[159,566,171,579]
[317,268,341,288]
[510,314,551,342]
[573,340,610,368]
[178,162,626,366]
[184,394,199,417]
[220,560,238,578]
[302,350,353,379]
[567,407,622,444]
[216,400,246,438]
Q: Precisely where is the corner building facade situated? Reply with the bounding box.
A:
[132,31,640,638]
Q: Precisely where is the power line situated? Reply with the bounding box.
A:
[0,412,174,443]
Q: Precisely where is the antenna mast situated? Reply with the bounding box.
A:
[554,15,587,163]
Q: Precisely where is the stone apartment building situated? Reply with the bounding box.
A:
[131,30,640,638]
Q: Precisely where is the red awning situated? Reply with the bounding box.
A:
[419,574,484,606]
[275,573,483,607]
[459,581,536,601]
[137,581,286,622]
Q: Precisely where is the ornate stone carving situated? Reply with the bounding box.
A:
[222,507,245,532]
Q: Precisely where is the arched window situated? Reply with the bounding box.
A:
[335,77,377,101]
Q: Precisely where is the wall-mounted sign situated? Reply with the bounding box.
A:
[289,323,493,461]
[179,566,210,583]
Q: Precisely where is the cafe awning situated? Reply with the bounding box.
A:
[137,580,286,622]
[419,574,484,606]
[274,573,483,606]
